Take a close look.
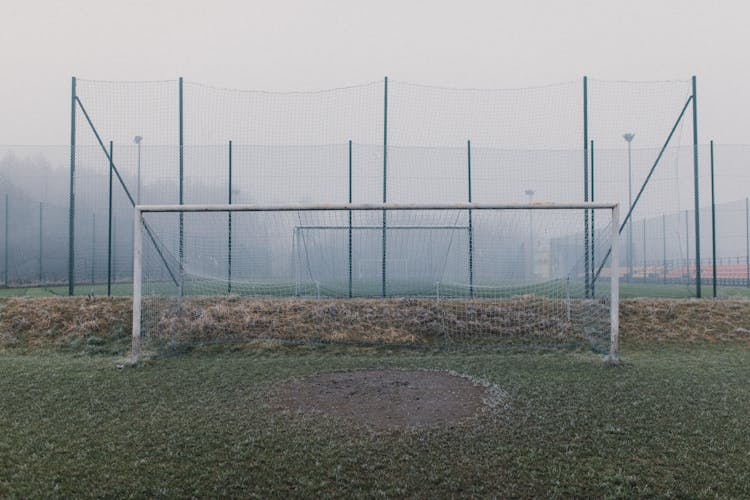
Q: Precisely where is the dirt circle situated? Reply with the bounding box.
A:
[276,369,496,430]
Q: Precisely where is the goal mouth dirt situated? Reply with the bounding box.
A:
[274,369,497,430]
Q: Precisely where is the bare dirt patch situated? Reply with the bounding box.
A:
[274,369,495,430]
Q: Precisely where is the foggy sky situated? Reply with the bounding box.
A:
[2,0,750,146]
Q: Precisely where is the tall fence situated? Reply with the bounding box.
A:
[2,76,749,297]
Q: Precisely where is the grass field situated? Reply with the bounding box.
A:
[1,345,749,497]
[1,297,750,497]
[3,280,750,299]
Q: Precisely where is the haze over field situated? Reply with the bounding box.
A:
[1,0,750,146]
[2,0,750,293]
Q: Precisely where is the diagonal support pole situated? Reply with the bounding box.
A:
[593,94,693,284]
[76,97,135,205]
[75,96,178,286]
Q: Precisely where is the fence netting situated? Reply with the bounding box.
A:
[1,77,748,298]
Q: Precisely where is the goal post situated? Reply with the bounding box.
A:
[131,202,619,364]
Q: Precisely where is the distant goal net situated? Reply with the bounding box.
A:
[131,202,620,362]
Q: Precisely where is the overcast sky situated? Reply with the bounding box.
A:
[2,0,750,145]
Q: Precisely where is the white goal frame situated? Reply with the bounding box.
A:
[131,202,620,363]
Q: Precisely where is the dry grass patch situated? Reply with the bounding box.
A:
[145,296,603,346]
[620,298,750,343]
[0,297,131,350]
[2,296,750,351]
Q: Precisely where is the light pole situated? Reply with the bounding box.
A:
[623,133,635,281]
[134,136,143,204]
[525,189,535,278]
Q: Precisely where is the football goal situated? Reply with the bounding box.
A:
[131,202,619,363]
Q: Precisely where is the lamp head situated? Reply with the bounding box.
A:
[622,133,635,143]
[134,136,143,144]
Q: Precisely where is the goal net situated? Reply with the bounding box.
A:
[293,224,470,297]
[132,202,619,362]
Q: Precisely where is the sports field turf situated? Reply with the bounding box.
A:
[2,279,749,299]
[1,340,749,497]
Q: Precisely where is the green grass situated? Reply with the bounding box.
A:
[4,280,750,299]
[1,344,749,497]
[618,281,750,298]
[0,283,134,298]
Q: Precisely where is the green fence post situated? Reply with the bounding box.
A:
[691,76,702,297]
[685,209,690,283]
[662,214,667,284]
[91,213,95,285]
[643,219,647,282]
[107,141,113,296]
[467,139,474,298]
[710,140,717,298]
[348,140,353,298]
[590,139,595,295]
[583,76,590,298]
[3,194,8,286]
[624,133,634,283]
[228,140,232,294]
[178,77,184,305]
[382,76,388,298]
[68,76,77,296]
[112,214,116,287]
[39,202,43,283]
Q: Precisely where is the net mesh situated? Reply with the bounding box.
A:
[4,77,749,299]
[137,206,615,353]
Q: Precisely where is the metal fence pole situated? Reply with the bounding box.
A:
[746,197,749,288]
[3,194,8,286]
[348,139,353,298]
[691,76,702,297]
[107,141,113,296]
[662,214,667,284]
[112,213,117,286]
[685,209,690,283]
[626,137,634,283]
[710,140,717,298]
[382,76,388,298]
[590,139,595,296]
[467,139,474,298]
[178,76,184,307]
[643,218,647,282]
[39,202,43,283]
[583,75,590,298]
[68,76,77,296]
[91,213,95,284]
[228,140,232,294]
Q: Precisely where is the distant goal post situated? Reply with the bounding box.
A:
[131,202,620,364]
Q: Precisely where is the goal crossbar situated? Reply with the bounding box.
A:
[131,202,620,364]
[136,202,619,213]
[294,225,469,230]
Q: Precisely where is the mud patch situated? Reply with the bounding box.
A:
[275,369,496,430]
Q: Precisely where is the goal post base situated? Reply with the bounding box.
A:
[604,354,623,366]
